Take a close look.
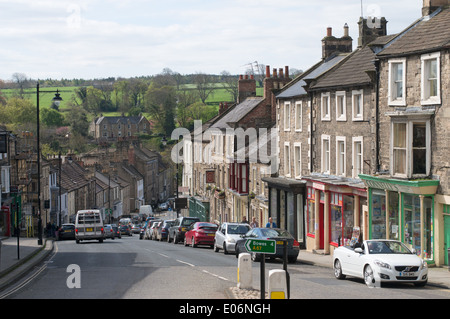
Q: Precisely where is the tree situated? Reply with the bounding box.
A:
[41,108,66,127]
[145,83,177,136]
[193,73,216,104]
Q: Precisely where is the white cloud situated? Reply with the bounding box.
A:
[0,0,424,80]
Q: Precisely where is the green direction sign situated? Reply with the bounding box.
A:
[245,239,276,254]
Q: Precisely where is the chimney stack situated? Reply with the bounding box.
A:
[357,17,388,48]
[322,24,353,59]
[237,73,256,103]
[422,0,449,16]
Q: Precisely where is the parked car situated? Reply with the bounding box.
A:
[214,222,251,254]
[58,223,75,240]
[184,222,218,248]
[168,216,200,244]
[119,224,132,236]
[104,224,115,239]
[234,228,300,263]
[139,224,147,240]
[158,202,168,211]
[156,220,175,241]
[131,223,141,234]
[333,239,428,287]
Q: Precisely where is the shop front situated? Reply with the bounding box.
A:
[262,177,306,249]
[359,174,439,264]
[303,175,367,255]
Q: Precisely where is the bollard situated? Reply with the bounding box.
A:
[237,253,252,289]
[268,269,287,299]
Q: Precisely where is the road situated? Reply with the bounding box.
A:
[2,233,450,299]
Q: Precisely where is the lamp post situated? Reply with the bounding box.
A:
[36,83,63,245]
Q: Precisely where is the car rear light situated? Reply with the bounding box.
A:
[101,227,104,233]
[75,228,78,234]
[293,240,300,247]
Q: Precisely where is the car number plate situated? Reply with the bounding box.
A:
[207,233,215,236]
[182,227,186,231]
[400,272,415,277]
[86,228,93,232]
[276,241,285,245]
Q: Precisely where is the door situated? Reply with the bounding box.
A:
[319,203,324,249]
[444,214,450,266]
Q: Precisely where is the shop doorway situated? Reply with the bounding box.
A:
[319,202,324,249]
[444,215,450,266]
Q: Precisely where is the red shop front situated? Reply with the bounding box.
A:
[304,176,367,254]
[1,206,11,237]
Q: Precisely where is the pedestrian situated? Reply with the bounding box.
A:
[250,217,259,228]
[241,216,249,224]
[265,217,277,228]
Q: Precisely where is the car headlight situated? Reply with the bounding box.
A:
[374,260,391,270]
[228,238,236,243]
[420,260,428,270]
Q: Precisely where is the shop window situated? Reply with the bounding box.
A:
[371,190,386,239]
[388,191,400,240]
[403,194,421,254]
[330,204,342,245]
[307,199,315,235]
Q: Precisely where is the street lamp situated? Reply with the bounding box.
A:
[36,83,63,245]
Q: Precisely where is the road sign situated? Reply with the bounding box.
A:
[245,239,276,254]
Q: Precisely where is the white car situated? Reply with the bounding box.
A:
[214,223,251,254]
[333,239,428,287]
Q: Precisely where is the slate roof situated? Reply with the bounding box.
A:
[276,54,348,98]
[310,45,376,89]
[95,115,147,125]
[210,97,264,130]
[378,6,450,57]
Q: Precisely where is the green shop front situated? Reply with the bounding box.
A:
[188,196,210,222]
[359,174,439,264]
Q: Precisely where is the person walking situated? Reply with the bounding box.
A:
[250,217,259,228]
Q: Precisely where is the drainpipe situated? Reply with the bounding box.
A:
[373,59,380,173]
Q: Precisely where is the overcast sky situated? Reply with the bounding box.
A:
[0,0,424,80]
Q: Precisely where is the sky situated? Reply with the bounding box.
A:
[0,0,424,81]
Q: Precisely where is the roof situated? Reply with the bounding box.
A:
[378,6,450,57]
[210,97,264,130]
[276,54,348,98]
[311,45,376,89]
[95,115,147,125]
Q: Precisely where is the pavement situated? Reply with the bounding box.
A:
[0,236,449,295]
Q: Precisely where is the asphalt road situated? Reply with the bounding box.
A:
[3,234,450,299]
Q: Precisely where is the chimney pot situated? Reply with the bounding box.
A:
[266,65,270,78]
[273,68,278,78]
[285,66,289,78]
[279,68,284,78]
[344,23,349,37]
[327,27,332,37]
[239,75,243,80]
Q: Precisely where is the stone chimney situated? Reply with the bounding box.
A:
[357,17,388,48]
[237,74,256,103]
[422,0,449,15]
[322,25,353,59]
[263,65,291,123]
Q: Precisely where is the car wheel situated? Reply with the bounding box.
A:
[223,243,228,255]
[173,235,178,244]
[334,259,346,280]
[364,265,376,287]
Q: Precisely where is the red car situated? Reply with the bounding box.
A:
[184,222,218,248]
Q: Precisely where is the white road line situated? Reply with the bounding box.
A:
[176,259,195,267]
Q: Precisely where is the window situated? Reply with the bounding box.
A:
[352,90,363,121]
[294,143,301,178]
[391,120,430,178]
[284,142,291,177]
[388,59,406,106]
[295,102,302,131]
[352,137,363,178]
[1,166,10,194]
[336,91,346,121]
[392,122,407,176]
[321,93,330,121]
[321,135,330,174]
[421,52,441,105]
[336,137,346,176]
[284,102,290,131]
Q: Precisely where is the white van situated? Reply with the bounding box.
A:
[75,210,104,243]
[139,205,153,217]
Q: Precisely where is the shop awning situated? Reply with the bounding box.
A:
[359,174,439,195]
[262,177,306,193]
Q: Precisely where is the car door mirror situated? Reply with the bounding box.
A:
[355,247,363,254]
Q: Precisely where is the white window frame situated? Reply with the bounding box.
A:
[284,102,291,131]
[321,135,331,174]
[321,92,331,121]
[284,142,291,177]
[352,137,364,178]
[294,142,302,179]
[295,101,302,131]
[388,58,407,106]
[352,89,364,121]
[390,119,431,178]
[335,91,347,122]
[336,136,346,177]
[421,52,441,105]
[1,166,10,194]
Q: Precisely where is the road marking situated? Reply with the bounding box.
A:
[158,253,170,258]
[176,259,195,267]
[202,270,230,282]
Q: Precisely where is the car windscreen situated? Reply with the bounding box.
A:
[367,241,413,254]
[259,228,293,238]
[182,219,199,226]
[228,225,251,234]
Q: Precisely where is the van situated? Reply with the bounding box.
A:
[139,205,153,217]
[75,210,104,243]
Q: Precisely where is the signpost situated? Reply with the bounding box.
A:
[245,239,276,299]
